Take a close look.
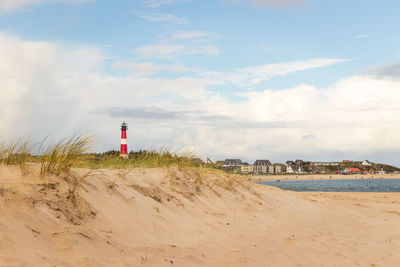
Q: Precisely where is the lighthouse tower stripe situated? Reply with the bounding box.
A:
[121,144,128,154]
[120,123,128,156]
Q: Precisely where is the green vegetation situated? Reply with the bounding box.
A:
[304,161,400,174]
[79,148,209,170]
[0,134,212,172]
[39,135,94,177]
[0,137,32,174]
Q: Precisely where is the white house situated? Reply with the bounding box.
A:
[362,160,372,166]
[286,164,295,173]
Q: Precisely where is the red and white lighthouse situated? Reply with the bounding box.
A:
[120,122,128,158]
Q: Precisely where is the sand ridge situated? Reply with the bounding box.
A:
[0,164,399,266]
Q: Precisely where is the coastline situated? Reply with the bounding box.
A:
[251,173,400,181]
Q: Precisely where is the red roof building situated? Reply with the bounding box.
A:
[345,168,361,173]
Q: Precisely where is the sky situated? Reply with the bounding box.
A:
[1,0,400,165]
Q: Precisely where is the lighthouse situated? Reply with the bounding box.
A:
[120,122,128,158]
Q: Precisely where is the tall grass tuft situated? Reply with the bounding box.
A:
[40,135,93,177]
[0,137,31,174]
[39,134,94,217]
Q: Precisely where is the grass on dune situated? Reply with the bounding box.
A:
[0,134,218,172]
[38,134,94,218]
[78,147,207,170]
[39,135,94,177]
[0,137,32,174]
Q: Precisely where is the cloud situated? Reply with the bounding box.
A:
[100,107,182,120]
[0,0,92,12]
[226,0,304,7]
[366,62,400,80]
[132,10,189,24]
[111,61,200,77]
[2,33,400,166]
[354,34,373,39]
[134,44,220,59]
[206,58,351,86]
[169,31,211,40]
[168,31,222,43]
[143,0,189,8]
[134,31,222,60]
[354,33,374,39]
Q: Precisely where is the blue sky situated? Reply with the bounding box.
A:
[1,0,400,165]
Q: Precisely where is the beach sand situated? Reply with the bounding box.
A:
[0,164,399,266]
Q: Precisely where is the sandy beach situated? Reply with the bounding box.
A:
[252,173,400,181]
[1,164,399,266]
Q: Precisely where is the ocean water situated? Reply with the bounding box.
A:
[257,179,400,192]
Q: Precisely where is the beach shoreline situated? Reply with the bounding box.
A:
[251,173,400,181]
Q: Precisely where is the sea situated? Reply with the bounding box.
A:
[258,179,400,192]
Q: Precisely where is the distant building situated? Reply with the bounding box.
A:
[254,160,271,166]
[222,159,242,172]
[268,165,275,174]
[274,164,286,173]
[362,160,372,166]
[343,160,353,163]
[311,162,339,166]
[254,160,271,174]
[225,159,242,166]
[343,168,361,174]
[286,160,303,173]
[286,164,294,173]
[241,164,254,174]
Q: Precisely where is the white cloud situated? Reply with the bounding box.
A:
[206,58,351,86]
[143,0,189,8]
[134,44,186,59]
[134,31,222,59]
[168,31,222,43]
[132,10,189,24]
[2,33,400,165]
[134,44,220,59]
[111,61,201,77]
[0,0,92,12]
[354,34,374,39]
[169,31,210,40]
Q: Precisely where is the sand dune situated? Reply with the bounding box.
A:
[0,164,399,266]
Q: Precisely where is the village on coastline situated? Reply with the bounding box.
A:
[215,159,400,175]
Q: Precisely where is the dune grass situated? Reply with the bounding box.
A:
[39,135,94,177]
[0,134,217,172]
[37,135,94,217]
[78,147,207,170]
[0,137,32,175]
